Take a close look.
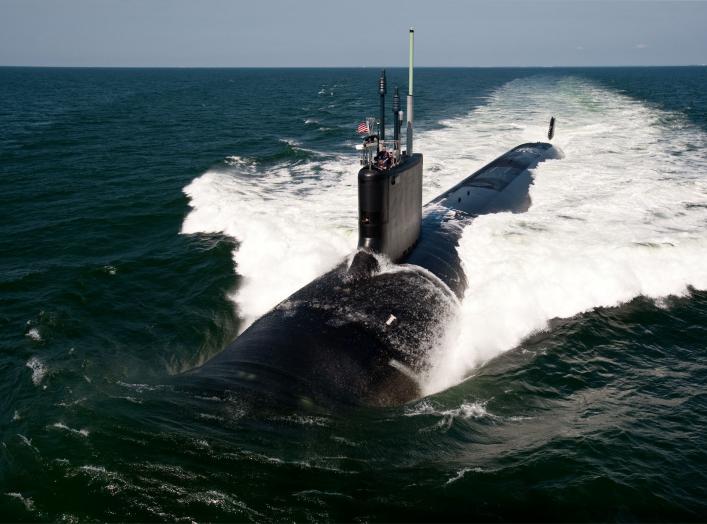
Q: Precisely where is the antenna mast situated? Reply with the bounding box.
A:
[393,86,401,157]
[406,28,414,155]
[379,70,387,142]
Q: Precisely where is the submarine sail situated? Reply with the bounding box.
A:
[356,28,422,262]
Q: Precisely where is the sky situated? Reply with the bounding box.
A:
[1,0,706,67]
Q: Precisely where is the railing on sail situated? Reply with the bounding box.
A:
[357,139,402,169]
[356,136,378,166]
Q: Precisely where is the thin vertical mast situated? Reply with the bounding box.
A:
[379,70,386,141]
[392,86,401,147]
[406,28,414,155]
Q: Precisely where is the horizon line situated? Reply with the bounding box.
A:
[1,64,706,69]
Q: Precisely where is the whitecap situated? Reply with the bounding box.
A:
[445,467,483,485]
[405,400,493,432]
[5,492,35,512]
[17,434,39,453]
[50,422,90,437]
[26,328,42,342]
[26,356,46,385]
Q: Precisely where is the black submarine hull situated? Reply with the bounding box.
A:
[183,143,562,406]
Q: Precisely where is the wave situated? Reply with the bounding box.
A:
[182,154,356,328]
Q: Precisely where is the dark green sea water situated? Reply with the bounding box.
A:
[1,67,707,522]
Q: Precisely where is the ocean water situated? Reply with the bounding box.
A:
[1,66,707,521]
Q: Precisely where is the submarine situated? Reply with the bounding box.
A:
[183,30,563,406]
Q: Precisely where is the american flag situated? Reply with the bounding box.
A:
[356,121,370,135]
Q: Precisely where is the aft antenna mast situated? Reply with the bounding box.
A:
[406,28,414,155]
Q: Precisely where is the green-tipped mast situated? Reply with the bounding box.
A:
[406,28,414,155]
[408,29,414,97]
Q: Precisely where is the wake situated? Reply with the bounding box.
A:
[182,76,707,396]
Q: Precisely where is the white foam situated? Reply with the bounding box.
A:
[26,356,46,386]
[445,467,483,485]
[405,399,490,418]
[50,422,90,437]
[272,415,330,426]
[79,464,107,474]
[404,399,492,432]
[182,156,357,328]
[224,155,256,171]
[17,434,38,453]
[5,492,35,512]
[423,76,707,394]
[183,75,707,394]
[25,327,42,342]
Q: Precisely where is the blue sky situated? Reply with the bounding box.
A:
[1,0,706,67]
